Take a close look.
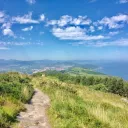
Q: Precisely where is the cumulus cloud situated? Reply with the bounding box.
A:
[89,26,95,32]
[58,15,72,26]
[1,22,15,37]
[71,16,92,25]
[47,15,72,27]
[98,14,128,29]
[1,22,11,29]
[52,26,85,39]
[119,0,128,3]
[22,26,33,31]
[26,0,36,4]
[52,26,105,41]
[47,20,58,26]
[47,15,92,27]
[12,12,39,24]
[2,28,14,36]
[40,14,45,21]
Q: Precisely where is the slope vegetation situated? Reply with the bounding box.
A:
[32,75,128,128]
[0,72,34,128]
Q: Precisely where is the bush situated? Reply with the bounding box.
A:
[44,70,128,97]
[91,84,108,92]
[0,72,34,127]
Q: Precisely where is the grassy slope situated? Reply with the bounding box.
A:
[65,67,106,77]
[32,76,128,128]
[0,72,34,128]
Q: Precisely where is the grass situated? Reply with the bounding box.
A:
[66,67,106,77]
[1,71,128,128]
[32,76,128,128]
[0,96,24,128]
[0,72,34,128]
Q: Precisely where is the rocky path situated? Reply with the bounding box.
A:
[17,89,51,128]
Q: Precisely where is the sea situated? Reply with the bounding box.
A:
[95,61,128,81]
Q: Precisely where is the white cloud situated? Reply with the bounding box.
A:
[2,28,14,37]
[1,22,12,29]
[98,14,128,29]
[109,31,119,36]
[26,0,36,4]
[1,22,15,37]
[74,38,128,47]
[52,26,105,41]
[22,26,33,31]
[47,15,92,27]
[0,41,43,46]
[94,38,128,47]
[71,16,92,25]
[89,26,95,32]
[40,14,45,21]
[47,15,72,27]
[52,26,85,39]
[58,15,72,27]
[12,12,39,24]
[119,0,128,3]
[0,11,4,18]
[98,26,103,30]
[47,20,58,26]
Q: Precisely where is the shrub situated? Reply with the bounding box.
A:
[0,72,34,127]
[91,84,108,92]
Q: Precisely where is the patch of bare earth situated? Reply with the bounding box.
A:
[17,89,51,128]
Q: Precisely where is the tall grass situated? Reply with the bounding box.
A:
[33,76,128,128]
[0,72,34,128]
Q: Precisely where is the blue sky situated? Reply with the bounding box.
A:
[0,0,128,60]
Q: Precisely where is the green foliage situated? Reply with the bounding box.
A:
[66,67,105,76]
[32,72,43,77]
[0,72,34,128]
[90,84,108,92]
[33,77,128,128]
[44,70,128,97]
[35,79,110,128]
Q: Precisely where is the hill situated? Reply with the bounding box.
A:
[0,59,99,74]
[0,72,34,128]
[32,75,128,128]
[64,67,105,76]
[0,71,128,128]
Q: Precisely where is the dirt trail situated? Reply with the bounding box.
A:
[17,89,51,128]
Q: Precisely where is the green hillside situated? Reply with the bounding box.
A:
[44,70,128,97]
[0,72,34,128]
[32,75,128,128]
[0,71,128,128]
[64,67,106,77]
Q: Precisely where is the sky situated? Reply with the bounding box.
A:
[0,0,128,60]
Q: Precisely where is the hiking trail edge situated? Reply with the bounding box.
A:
[17,88,51,128]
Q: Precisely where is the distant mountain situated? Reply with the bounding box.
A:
[0,59,99,74]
